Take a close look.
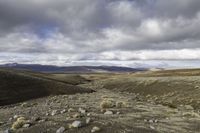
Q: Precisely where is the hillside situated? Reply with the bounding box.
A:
[0,69,94,106]
[83,69,200,109]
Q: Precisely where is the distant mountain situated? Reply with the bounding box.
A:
[0,63,146,73]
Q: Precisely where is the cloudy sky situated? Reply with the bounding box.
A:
[0,0,200,68]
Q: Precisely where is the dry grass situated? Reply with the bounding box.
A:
[100,99,115,109]
[11,117,27,130]
[116,101,127,108]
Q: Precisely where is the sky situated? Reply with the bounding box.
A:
[0,0,200,68]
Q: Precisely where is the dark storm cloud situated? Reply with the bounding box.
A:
[0,0,200,63]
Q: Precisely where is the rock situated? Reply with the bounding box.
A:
[149,120,154,123]
[87,113,91,116]
[104,111,113,115]
[23,123,31,128]
[56,100,60,103]
[116,112,120,115]
[21,102,29,107]
[195,85,199,89]
[69,96,76,100]
[91,126,101,133]
[148,119,158,123]
[51,110,58,116]
[154,119,158,123]
[71,121,82,128]
[32,117,41,122]
[60,109,66,114]
[66,117,71,121]
[100,109,106,113]
[79,108,86,114]
[0,121,4,126]
[86,118,91,124]
[3,129,12,133]
[68,124,73,129]
[68,108,75,112]
[38,119,46,123]
[184,105,194,110]
[13,115,19,119]
[150,125,155,130]
[72,113,81,118]
[182,112,200,117]
[56,127,65,133]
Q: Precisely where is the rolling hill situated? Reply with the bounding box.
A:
[0,68,94,106]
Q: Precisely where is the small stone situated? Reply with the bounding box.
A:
[154,119,158,123]
[23,123,31,128]
[60,109,66,114]
[21,102,29,107]
[72,113,81,118]
[32,117,41,122]
[91,126,101,133]
[71,121,82,128]
[69,96,76,100]
[116,112,120,115]
[79,108,86,114]
[0,121,4,126]
[100,109,106,113]
[3,129,12,133]
[13,115,19,119]
[38,119,46,123]
[195,85,199,89]
[104,111,113,115]
[184,105,194,110]
[68,124,73,129]
[66,117,71,121]
[51,110,58,116]
[150,125,155,130]
[149,120,154,123]
[87,113,91,116]
[56,127,65,133]
[56,100,60,103]
[68,108,75,112]
[86,118,91,124]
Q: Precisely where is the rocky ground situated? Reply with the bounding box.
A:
[0,88,200,133]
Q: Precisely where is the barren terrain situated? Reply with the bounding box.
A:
[0,69,200,133]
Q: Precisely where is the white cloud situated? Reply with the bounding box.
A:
[0,0,200,67]
[140,19,161,36]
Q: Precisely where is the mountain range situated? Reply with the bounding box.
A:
[0,63,146,73]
